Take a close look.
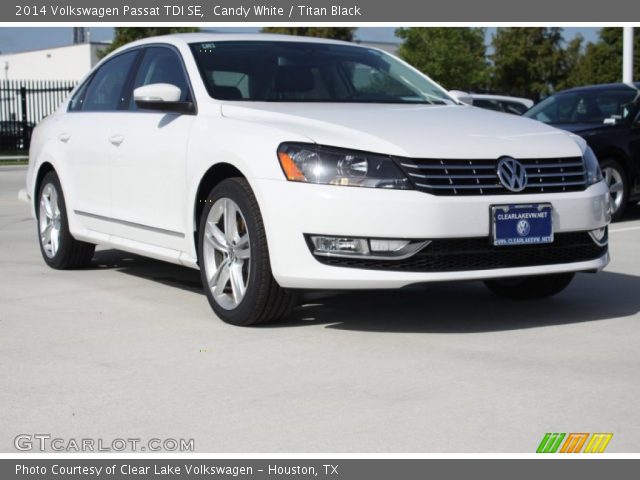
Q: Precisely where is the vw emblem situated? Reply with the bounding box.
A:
[516,219,531,237]
[497,157,528,192]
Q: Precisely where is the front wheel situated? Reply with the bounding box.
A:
[483,273,575,300]
[198,178,296,326]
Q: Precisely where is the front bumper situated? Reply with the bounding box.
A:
[251,178,610,289]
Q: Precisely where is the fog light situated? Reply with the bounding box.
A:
[369,239,410,252]
[311,236,369,255]
[308,235,430,260]
[589,227,608,246]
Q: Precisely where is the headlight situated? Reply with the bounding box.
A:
[277,143,412,189]
[584,146,603,185]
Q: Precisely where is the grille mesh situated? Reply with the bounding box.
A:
[397,157,587,196]
[313,232,605,273]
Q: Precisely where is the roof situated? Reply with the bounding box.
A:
[558,82,640,94]
[113,32,355,54]
[470,93,534,107]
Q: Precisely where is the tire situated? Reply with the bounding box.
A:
[36,171,95,269]
[601,159,627,221]
[483,272,575,300]
[197,178,297,326]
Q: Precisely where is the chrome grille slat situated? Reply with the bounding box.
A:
[528,171,585,178]
[408,173,497,180]
[397,156,587,196]
[415,183,502,190]
[519,161,584,168]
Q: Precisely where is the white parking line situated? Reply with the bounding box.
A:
[610,225,640,233]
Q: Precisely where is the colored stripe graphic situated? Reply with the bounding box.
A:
[536,433,565,453]
[560,433,589,453]
[584,433,613,453]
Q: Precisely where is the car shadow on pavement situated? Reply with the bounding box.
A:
[91,248,640,334]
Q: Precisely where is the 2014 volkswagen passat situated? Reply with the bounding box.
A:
[26,34,611,325]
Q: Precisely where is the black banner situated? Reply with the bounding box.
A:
[5,0,640,22]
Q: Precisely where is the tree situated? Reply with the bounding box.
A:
[100,27,200,57]
[395,27,489,91]
[563,27,640,87]
[260,27,355,41]
[490,28,573,101]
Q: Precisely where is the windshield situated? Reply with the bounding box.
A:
[189,41,455,104]
[524,88,639,125]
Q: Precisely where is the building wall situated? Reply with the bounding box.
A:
[0,43,108,81]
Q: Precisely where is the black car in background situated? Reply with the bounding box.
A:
[524,82,640,220]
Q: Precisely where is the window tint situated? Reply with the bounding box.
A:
[473,98,502,112]
[525,88,638,125]
[129,47,191,110]
[190,41,454,104]
[68,79,91,112]
[500,100,528,115]
[82,51,138,112]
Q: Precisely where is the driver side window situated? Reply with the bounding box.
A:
[129,47,191,110]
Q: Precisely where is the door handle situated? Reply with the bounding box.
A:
[58,132,71,143]
[109,134,125,146]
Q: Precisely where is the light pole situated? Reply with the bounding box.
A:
[622,27,634,84]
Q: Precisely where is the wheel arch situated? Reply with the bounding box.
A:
[192,162,247,252]
[595,146,633,183]
[33,161,56,211]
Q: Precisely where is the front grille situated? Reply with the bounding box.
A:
[397,157,587,196]
[314,232,606,272]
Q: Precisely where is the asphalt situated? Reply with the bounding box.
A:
[1,165,639,453]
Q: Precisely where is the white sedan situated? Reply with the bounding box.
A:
[26,33,610,325]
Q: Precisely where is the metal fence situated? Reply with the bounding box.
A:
[0,80,76,152]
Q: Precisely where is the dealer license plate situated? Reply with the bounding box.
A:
[491,204,553,246]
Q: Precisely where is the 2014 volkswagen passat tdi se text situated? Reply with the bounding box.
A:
[26,34,611,325]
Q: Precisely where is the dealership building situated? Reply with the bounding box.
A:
[0,41,109,81]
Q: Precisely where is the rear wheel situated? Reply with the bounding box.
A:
[601,159,627,221]
[483,273,575,299]
[37,171,95,269]
[198,178,296,326]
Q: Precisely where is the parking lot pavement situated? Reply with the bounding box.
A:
[1,165,639,453]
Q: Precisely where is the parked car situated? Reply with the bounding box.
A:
[26,34,610,326]
[450,91,534,115]
[0,120,34,150]
[524,82,640,220]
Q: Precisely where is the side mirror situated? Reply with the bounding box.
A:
[133,83,195,114]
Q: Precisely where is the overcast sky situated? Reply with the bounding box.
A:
[0,27,600,54]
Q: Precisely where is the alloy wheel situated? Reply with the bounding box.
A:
[202,197,251,310]
[39,183,61,258]
[602,166,624,215]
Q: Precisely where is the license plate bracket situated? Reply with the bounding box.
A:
[491,204,553,246]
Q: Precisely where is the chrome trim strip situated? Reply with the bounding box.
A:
[415,183,502,190]
[74,210,185,238]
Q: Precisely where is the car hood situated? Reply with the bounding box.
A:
[221,103,584,159]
